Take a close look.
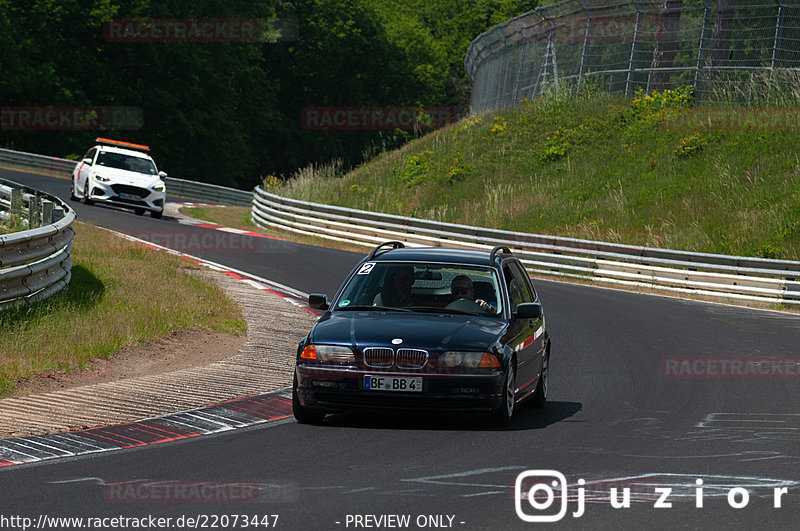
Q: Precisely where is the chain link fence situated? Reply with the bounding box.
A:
[465,0,800,112]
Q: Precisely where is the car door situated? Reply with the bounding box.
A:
[504,260,543,399]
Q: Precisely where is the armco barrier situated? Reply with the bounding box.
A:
[0,147,76,178]
[0,177,75,311]
[164,177,252,206]
[0,147,250,206]
[252,186,800,307]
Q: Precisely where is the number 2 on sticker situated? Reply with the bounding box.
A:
[357,262,376,275]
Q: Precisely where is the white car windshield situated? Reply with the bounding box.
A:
[96,152,157,174]
[335,262,502,315]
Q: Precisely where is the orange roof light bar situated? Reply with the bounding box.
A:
[95,137,150,151]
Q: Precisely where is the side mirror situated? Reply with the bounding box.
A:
[82,158,93,165]
[308,293,329,310]
[514,302,542,320]
[158,171,168,178]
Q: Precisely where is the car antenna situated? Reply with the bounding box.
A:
[489,245,511,265]
[368,241,405,260]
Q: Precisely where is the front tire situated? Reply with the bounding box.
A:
[493,362,516,427]
[83,183,94,205]
[69,181,78,201]
[292,374,325,424]
[151,209,163,219]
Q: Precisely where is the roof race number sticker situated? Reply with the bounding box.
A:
[357,262,376,275]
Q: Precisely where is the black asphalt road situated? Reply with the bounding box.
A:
[2,169,800,530]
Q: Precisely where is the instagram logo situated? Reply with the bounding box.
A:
[515,470,569,522]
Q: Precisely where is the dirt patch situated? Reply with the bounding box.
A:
[9,329,246,398]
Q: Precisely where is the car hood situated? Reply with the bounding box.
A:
[310,311,507,353]
[92,166,162,188]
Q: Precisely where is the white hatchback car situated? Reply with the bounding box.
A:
[70,137,167,218]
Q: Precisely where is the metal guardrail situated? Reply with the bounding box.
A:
[5,147,799,307]
[0,147,251,206]
[0,147,77,178]
[0,177,75,312]
[164,177,252,206]
[252,186,800,307]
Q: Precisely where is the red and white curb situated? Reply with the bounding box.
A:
[0,389,294,467]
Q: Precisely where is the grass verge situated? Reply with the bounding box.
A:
[271,87,800,261]
[0,221,247,396]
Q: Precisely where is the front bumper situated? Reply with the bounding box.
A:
[295,365,505,414]
[88,181,165,213]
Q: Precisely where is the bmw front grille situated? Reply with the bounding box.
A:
[363,347,394,368]
[362,347,428,369]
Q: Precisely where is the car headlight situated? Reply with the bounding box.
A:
[440,351,500,369]
[93,174,110,182]
[153,183,166,192]
[300,344,355,365]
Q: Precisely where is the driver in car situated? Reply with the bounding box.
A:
[450,275,495,312]
[373,266,417,307]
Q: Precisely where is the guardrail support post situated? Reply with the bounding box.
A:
[42,200,54,225]
[10,188,22,217]
[28,196,41,229]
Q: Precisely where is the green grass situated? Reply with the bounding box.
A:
[182,205,259,231]
[272,87,800,261]
[0,222,247,396]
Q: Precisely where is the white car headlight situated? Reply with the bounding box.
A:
[93,174,110,182]
[153,183,166,192]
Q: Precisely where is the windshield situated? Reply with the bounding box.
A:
[334,262,502,316]
[96,151,157,175]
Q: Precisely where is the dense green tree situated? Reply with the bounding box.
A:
[1,0,539,187]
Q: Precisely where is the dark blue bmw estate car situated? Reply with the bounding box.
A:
[292,242,550,426]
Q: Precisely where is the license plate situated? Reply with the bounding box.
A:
[118,192,140,201]
[364,375,422,392]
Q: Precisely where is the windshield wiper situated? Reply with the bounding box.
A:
[335,305,412,312]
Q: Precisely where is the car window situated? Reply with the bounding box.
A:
[334,261,502,315]
[510,261,536,301]
[503,261,533,312]
[83,148,97,162]
[95,151,157,174]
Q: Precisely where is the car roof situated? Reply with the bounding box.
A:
[368,246,510,267]
[94,145,154,159]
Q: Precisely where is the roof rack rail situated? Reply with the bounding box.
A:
[368,241,405,260]
[489,245,511,265]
